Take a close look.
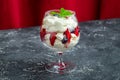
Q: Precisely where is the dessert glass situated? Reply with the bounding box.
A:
[40,9,80,74]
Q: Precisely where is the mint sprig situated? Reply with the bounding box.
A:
[50,8,73,18]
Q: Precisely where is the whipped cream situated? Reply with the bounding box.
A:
[41,10,80,51]
[43,15,78,32]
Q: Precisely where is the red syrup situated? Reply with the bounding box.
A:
[46,61,75,74]
[40,28,46,41]
[49,32,57,46]
[64,28,71,43]
[74,26,80,36]
[58,52,66,70]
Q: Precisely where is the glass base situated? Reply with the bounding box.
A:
[45,61,76,74]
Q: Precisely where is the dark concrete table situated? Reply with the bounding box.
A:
[0,19,120,80]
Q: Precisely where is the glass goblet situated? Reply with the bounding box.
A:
[40,9,80,74]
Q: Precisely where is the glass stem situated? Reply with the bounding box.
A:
[58,52,66,70]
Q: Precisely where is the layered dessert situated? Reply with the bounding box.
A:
[40,8,80,51]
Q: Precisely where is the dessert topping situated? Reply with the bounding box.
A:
[50,8,73,18]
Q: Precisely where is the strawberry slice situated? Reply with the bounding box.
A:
[74,26,80,36]
[50,32,57,46]
[64,28,71,43]
[40,28,46,41]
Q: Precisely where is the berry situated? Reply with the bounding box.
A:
[62,37,68,44]
[71,30,74,33]
[64,28,71,43]
[53,14,59,17]
[50,32,57,46]
[74,26,80,36]
[40,28,46,41]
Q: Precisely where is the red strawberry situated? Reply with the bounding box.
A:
[74,26,80,36]
[64,28,71,43]
[50,32,57,46]
[40,28,46,41]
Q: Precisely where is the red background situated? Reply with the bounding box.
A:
[0,0,120,30]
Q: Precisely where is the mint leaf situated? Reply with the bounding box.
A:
[50,11,57,14]
[60,8,73,18]
[60,8,65,13]
[50,8,73,18]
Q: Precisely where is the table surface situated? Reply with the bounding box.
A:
[0,19,120,80]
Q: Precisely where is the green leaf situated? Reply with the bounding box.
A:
[60,8,65,13]
[50,8,73,18]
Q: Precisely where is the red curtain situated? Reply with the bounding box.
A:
[100,0,120,19]
[0,0,120,30]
